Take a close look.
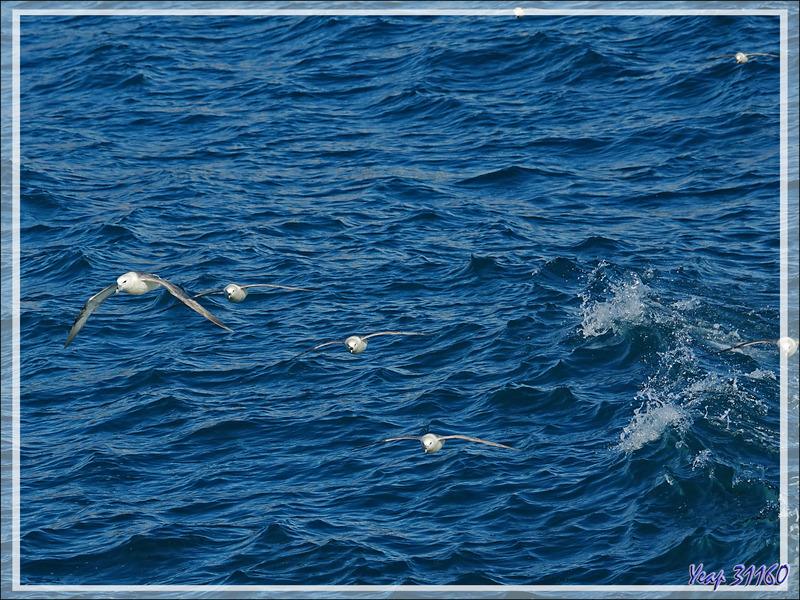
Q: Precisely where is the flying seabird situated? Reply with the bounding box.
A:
[193,283,312,303]
[359,432,520,454]
[707,336,798,357]
[65,271,233,348]
[708,52,778,64]
[291,331,425,360]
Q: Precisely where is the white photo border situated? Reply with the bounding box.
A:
[3,2,797,598]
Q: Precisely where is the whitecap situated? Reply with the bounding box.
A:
[580,274,650,338]
[617,393,691,454]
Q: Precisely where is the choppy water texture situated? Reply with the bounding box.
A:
[13,6,800,590]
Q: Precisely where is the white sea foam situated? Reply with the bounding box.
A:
[617,391,692,454]
[580,272,650,338]
[744,368,777,381]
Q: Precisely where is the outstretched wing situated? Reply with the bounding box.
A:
[289,339,344,360]
[140,274,233,332]
[441,435,520,450]
[362,331,426,340]
[354,436,420,450]
[191,289,223,299]
[710,339,777,355]
[65,283,118,348]
[241,284,313,292]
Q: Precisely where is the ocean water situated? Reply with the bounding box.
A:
[4,3,800,594]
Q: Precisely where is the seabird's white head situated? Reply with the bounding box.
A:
[735,52,749,63]
[420,433,445,454]
[778,337,798,357]
[224,284,248,302]
[117,271,159,295]
[345,335,368,354]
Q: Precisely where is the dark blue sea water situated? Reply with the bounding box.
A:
[5,3,800,594]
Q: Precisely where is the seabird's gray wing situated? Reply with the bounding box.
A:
[191,289,224,299]
[65,283,118,348]
[354,436,420,450]
[710,339,778,355]
[747,53,778,57]
[707,55,733,60]
[440,435,520,450]
[362,331,426,340]
[240,284,313,292]
[289,339,344,360]
[140,274,233,332]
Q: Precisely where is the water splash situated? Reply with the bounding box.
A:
[691,449,712,471]
[580,270,651,338]
[744,368,776,381]
[617,390,692,454]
